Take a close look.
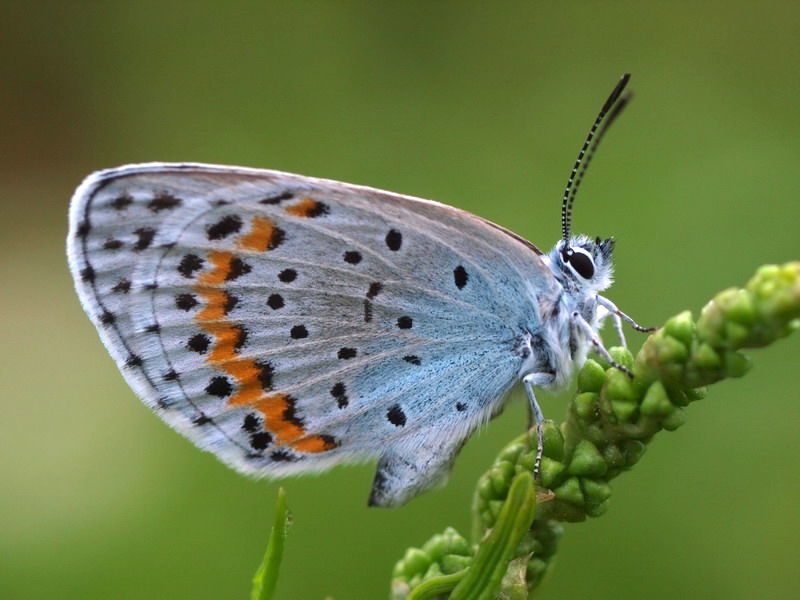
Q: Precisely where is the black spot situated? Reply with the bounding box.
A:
[207,214,243,240]
[338,347,357,360]
[175,293,199,311]
[100,310,116,325]
[267,227,286,250]
[363,299,373,323]
[163,369,179,381]
[103,238,123,250]
[133,227,156,251]
[215,200,231,207]
[112,193,133,210]
[125,354,143,367]
[366,282,382,299]
[403,355,421,365]
[290,325,308,339]
[456,402,467,412]
[278,269,297,283]
[317,434,338,450]
[343,251,362,264]
[242,413,260,432]
[260,191,294,205]
[76,220,91,238]
[144,282,158,290]
[250,432,273,450]
[112,278,131,293]
[177,254,204,278]
[187,333,211,354]
[156,398,171,409]
[148,193,182,212]
[255,360,274,391]
[454,265,468,290]
[387,404,406,427]
[205,376,233,398]
[330,382,348,408]
[145,323,160,333]
[267,294,284,310]
[226,257,252,281]
[281,396,304,429]
[397,316,413,329]
[222,291,239,314]
[307,201,329,218]
[81,266,95,282]
[385,229,402,251]
[270,450,295,462]
[193,414,213,426]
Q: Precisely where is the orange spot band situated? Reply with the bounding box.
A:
[292,435,337,453]
[191,243,334,454]
[198,251,234,286]
[251,395,304,443]
[238,216,281,252]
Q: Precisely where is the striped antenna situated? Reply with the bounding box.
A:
[564,90,632,235]
[561,73,631,243]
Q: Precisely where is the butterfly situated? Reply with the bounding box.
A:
[67,73,651,507]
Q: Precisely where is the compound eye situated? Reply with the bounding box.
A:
[568,249,595,279]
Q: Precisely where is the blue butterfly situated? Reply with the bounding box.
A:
[67,74,651,507]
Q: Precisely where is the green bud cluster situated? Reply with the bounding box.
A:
[391,527,472,600]
[390,263,800,599]
[637,263,800,388]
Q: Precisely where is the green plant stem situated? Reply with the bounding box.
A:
[449,473,536,600]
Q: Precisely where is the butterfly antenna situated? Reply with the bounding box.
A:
[565,91,632,235]
[561,73,631,243]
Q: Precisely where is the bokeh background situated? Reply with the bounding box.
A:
[2,2,799,599]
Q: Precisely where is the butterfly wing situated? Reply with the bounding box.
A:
[68,162,555,506]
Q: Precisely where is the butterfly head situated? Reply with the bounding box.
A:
[548,235,614,294]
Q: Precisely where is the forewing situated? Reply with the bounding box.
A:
[68,163,553,502]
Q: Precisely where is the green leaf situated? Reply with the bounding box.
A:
[449,472,537,600]
[404,570,466,600]
[251,487,292,600]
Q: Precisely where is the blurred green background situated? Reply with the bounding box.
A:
[2,2,799,599]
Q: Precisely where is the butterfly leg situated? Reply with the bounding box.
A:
[596,295,657,336]
[523,372,553,482]
[596,304,627,348]
[610,310,627,348]
[572,311,634,379]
